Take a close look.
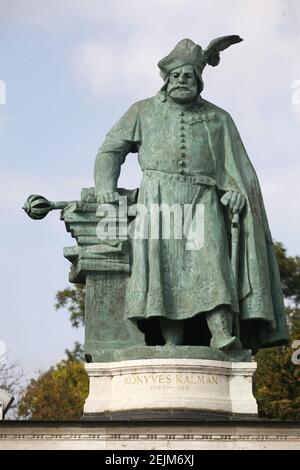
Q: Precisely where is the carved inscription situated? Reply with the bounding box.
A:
[122,373,219,391]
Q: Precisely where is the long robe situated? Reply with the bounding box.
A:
[94,93,289,351]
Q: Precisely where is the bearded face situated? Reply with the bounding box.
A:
[167,64,198,103]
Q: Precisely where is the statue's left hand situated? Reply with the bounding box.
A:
[220,191,246,214]
[95,191,121,204]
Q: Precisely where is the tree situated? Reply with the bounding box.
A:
[253,242,300,419]
[55,284,85,328]
[274,242,300,304]
[0,359,22,395]
[255,309,300,419]
[18,344,88,420]
[0,356,23,419]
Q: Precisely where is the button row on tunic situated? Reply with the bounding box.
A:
[178,110,187,173]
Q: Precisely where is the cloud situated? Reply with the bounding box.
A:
[0,113,7,130]
[70,1,300,177]
[2,1,299,102]
[260,165,300,256]
[2,0,299,241]
[0,0,102,30]
[73,38,162,99]
[71,0,300,102]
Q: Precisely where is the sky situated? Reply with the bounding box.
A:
[0,0,299,384]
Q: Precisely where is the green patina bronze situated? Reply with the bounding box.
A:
[24,36,289,362]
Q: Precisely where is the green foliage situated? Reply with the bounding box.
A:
[64,341,85,362]
[0,357,23,419]
[274,242,300,304]
[255,310,300,419]
[254,242,300,419]
[55,284,85,328]
[18,348,88,420]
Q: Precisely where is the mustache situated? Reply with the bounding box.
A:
[168,85,194,93]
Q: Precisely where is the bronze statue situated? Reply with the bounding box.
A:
[24,36,288,362]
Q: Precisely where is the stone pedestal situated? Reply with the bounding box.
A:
[83,358,258,419]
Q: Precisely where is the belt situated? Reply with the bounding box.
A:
[143,169,216,187]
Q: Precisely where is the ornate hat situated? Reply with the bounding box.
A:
[158,35,243,80]
[158,39,204,80]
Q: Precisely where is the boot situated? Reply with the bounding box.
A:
[206,307,242,351]
[159,318,185,345]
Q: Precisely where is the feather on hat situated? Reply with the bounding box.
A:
[158,35,243,80]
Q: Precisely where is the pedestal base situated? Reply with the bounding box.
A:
[2,421,300,450]
[83,359,258,418]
